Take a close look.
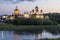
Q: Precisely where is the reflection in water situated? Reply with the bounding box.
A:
[14,32,19,40]
[0,31,60,40]
[2,31,4,39]
[34,33,42,40]
[34,33,38,40]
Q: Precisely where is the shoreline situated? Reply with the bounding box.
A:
[40,38,60,40]
[0,23,59,33]
[0,23,60,32]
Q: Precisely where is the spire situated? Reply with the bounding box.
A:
[16,6,17,9]
[14,6,19,11]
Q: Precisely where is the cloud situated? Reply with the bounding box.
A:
[0,1,11,4]
[13,0,17,3]
[12,0,36,4]
[0,0,36,4]
[0,0,13,4]
[1,0,60,15]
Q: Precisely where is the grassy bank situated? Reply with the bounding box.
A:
[40,38,60,40]
[0,23,60,34]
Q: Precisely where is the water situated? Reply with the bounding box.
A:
[0,30,60,40]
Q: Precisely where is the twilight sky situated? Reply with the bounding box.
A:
[0,0,60,15]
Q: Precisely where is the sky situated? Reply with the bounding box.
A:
[0,0,60,15]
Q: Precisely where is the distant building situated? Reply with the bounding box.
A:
[44,16,49,19]
[1,6,49,21]
[9,15,14,20]
[23,12,30,18]
[13,6,20,18]
[13,6,49,19]
[2,16,6,19]
[30,6,45,19]
[1,15,8,20]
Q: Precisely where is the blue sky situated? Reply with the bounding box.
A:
[0,0,60,15]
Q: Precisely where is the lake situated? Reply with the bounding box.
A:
[0,30,60,40]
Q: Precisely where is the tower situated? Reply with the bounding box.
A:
[14,6,20,18]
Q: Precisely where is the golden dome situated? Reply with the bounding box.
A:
[14,6,20,15]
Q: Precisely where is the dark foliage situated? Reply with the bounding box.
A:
[45,13,60,24]
[13,18,57,25]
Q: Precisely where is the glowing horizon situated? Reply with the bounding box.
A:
[0,0,60,15]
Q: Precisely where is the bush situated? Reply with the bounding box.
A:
[12,18,58,25]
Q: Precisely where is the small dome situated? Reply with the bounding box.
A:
[35,6,39,10]
[40,9,43,13]
[32,9,34,12]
